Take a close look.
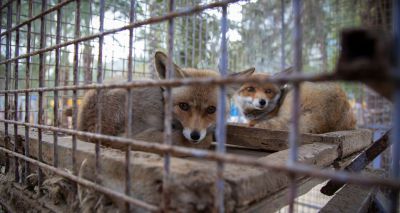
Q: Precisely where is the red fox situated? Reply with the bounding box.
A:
[233,68,356,134]
[77,51,254,150]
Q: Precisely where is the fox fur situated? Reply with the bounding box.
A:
[234,69,356,134]
[77,51,253,150]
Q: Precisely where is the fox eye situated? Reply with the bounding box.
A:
[178,102,190,111]
[265,89,272,94]
[206,106,216,114]
[246,87,255,92]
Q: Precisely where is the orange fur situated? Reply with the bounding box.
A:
[77,51,254,151]
[234,72,356,134]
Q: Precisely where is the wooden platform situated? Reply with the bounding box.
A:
[0,123,372,212]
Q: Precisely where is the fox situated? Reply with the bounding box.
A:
[233,68,356,134]
[77,51,254,150]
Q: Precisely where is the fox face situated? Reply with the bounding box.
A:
[234,68,293,123]
[172,82,219,143]
[154,51,254,143]
[234,75,282,121]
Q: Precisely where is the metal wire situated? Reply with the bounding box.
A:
[23,0,33,184]
[0,146,159,212]
[288,0,302,212]
[124,0,136,211]
[72,0,80,176]
[13,0,21,183]
[2,118,400,189]
[162,0,175,210]
[53,0,62,168]
[391,0,400,211]
[214,5,228,213]
[37,0,48,192]
[0,0,398,212]
[0,0,241,66]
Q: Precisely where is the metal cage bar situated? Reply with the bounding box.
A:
[124,0,136,211]
[23,0,33,184]
[13,0,21,183]
[0,0,398,212]
[53,0,62,168]
[288,0,303,212]
[161,0,175,210]
[391,0,400,211]
[215,5,228,213]
[95,0,105,182]
[37,0,48,191]
[72,0,81,176]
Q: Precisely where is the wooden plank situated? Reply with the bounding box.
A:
[320,184,376,213]
[238,178,325,212]
[224,142,339,208]
[321,130,389,195]
[0,123,372,212]
[319,129,373,159]
[226,123,340,151]
[227,124,372,159]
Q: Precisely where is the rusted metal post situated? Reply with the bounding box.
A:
[214,5,228,213]
[390,0,400,212]
[288,0,302,212]
[125,0,136,211]
[14,0,21,182]
[53,0,62,168]
[162,0,175,211]
[72,0,81,176]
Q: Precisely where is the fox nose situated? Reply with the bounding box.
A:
[259,99,266,106]
[190,131,201,141]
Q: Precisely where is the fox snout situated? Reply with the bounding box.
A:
[183,128,207,143]
[237,96,269,110]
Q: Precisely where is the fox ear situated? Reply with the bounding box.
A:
[273,66,293,90]
[273,66,294,78]
[154,51,186,80]
[226,67,255,98]
[229,67,255,78]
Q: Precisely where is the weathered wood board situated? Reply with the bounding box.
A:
[227,123,372,158]
[0,123,372,212]
[320,184,375,213]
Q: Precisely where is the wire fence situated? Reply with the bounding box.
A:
[0,0,398,212]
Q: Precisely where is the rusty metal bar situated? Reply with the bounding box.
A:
[0,0,75,37]
[0,146,159,212]
[124,0,136,211]
[23,0,33,184]
[13,0,21,183]
[191,10,196,67]
[2,118,400,190]
[0,0,13,11]
[0,0,242,66]
[37,0,47,192]
[72,0,80,176]
[288,0,302,212]
[184,0,189,67]
[2,71,378,95]
[53,0,62,168]
[162,0,175,211]
[4,0,13,176]
[215,5,228,213]
[280,0,285,70]
[391,0,400,212]
[95,0,105,182]
[198,15,202,65]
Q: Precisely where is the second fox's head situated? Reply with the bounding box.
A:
[154,51,254,143]
[233,67,293,122]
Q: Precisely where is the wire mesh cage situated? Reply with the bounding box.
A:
[0,0,398,212]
